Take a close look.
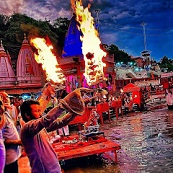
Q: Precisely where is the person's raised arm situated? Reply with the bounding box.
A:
[38,83,55,114]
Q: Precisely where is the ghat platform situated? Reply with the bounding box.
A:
[52,135,121,163]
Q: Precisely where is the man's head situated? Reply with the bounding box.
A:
[0,92,10,104]
[0,92,12,111]
[20,100,41,122]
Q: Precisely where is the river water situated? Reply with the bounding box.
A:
[62,107,173,173]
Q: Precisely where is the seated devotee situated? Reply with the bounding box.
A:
[20,83,86,173]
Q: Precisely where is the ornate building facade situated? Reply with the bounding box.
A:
[0,36,45,95]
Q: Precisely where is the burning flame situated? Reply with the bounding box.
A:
[30,37,65,84]
[72,0,106,86]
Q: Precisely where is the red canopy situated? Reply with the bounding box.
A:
[123,83,141,92]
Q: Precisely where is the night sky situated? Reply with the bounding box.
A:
[1,0,173,62]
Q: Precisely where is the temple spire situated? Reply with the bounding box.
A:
[16,34,42,86]
[0,40,5,51]
[0,40,15,78]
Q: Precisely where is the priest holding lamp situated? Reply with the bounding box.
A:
[20,83,86,173]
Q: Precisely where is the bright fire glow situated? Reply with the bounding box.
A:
[72,0,106,86]
[30,38,65,84]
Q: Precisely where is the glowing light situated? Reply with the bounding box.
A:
[72,0,106,86]
[30,37,66,84]
[120,89,124,93]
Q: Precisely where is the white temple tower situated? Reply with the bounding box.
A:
[16,35,42,87]
[0,40,16,87]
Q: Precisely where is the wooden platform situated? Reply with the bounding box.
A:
[52,135,121,163]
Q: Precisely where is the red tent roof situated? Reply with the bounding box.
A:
[123,83,141,92]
